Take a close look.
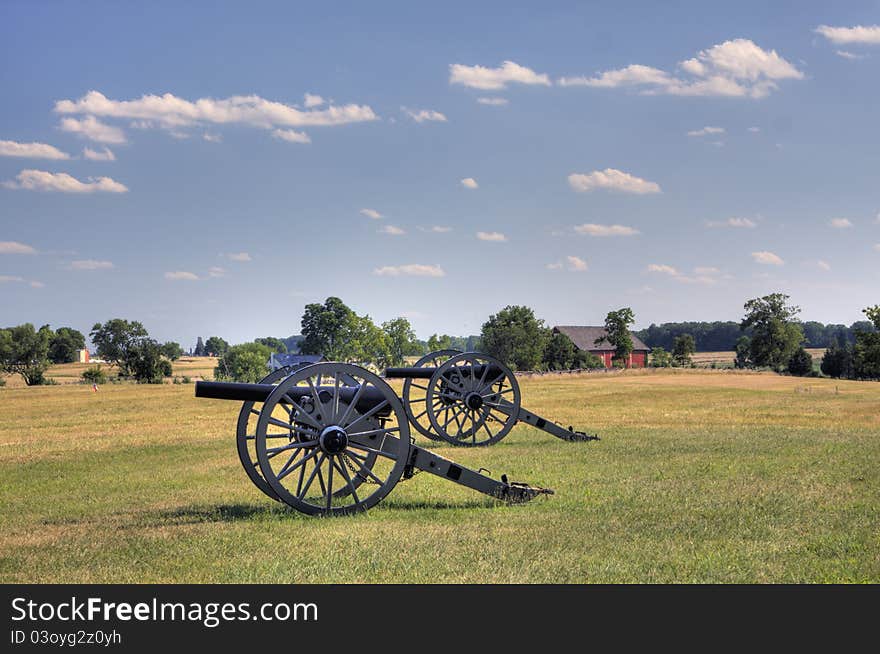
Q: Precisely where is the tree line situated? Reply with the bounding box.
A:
[636,319,875,352]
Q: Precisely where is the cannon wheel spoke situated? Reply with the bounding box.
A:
[401,349,461,441]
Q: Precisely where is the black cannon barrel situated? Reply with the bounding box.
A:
[384,364,505,380]
[195,381,390,415]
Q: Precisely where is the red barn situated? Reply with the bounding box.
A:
[553,326,650,369]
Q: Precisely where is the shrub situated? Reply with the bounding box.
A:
[81,365,107,385]
[182,376,191,384]
[787,347,813,376]
[0,376,6,387]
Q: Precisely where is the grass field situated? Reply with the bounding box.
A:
[1,367,878,583]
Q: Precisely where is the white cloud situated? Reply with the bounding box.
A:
[380,225,406,236]
[707,217,757,228]
[559,39,803,98]
[647,263,679,275]
[272,128,311,144]
[460,177,479,189]
[694,266,720,275]
[0,275,24,282]
[476,231,507,242]
[835,50,867,60]
[0,241,37,254]
[226,252,251,262]
[30,280,45,288]
[58,116,127,144]
[0,140,70,160]
[2,169,128,193]
[303,93,325,108]
[83,146,116,161]
[449,60,551,90]
[830,217,853,228]
[574,223,640,236]
[814,25,880,45]
[360,208,383,220]
[566,255,588,271]
[748,126,761,133]
[568,168,661,194]
[402,107,448,123]
[688,126,725,137]
[208,266,226,277]
[817,260,831,271]
[874,243,880,252]
[751,251,784,265]
[373,264,445,277]
[70,259,114,270]
[424,225,452,233]
[476,97,509,106]
[202,132,223,142]
[55,91,378,133]
[165,271,199,281]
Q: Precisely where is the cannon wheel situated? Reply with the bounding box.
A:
[402,349,461,441]
[255,362,411,515]
[425,353,521,447]
[236,365,376,502]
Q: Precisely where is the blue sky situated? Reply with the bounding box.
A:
[1,1,879,347]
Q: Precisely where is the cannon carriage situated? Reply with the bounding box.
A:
[195,351,597,515]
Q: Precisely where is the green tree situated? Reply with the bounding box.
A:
[650,346,672,368]
[214,342,272,382]
[300,297,357,359]
[343,315,390,366]
[382,318,416,367]
[160,341,183,361]
[787,347,813,376]
[740,293,804,371]
[0,323,54,385]
[600,307,636,366]
[672,334,696,367]
[48,327,85,363]
[90,319,150,377]
[204,336,229,357]
[126,339,170,383]
[734,335,751,369]
[853,305,880,379]
[255,337,287,354]
[481,305,548,371]
[426,334,453,352]
[821,341,854,378]
[543,331,577,370]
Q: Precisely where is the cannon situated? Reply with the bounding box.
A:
[196,361,553,515]
[386,352,599,447]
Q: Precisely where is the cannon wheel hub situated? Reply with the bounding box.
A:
[465,392,484,410]
[319,425,349,455]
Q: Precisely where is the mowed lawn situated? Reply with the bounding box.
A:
[1,369,877,583]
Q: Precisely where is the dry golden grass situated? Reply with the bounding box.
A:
[1,368,877,583]
[0,356,218,388]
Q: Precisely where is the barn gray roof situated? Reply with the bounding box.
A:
[553,326,649,352]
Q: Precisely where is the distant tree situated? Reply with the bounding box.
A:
[821,341,853,379]
[160,341,183,361]
[543,331,577,370]
[853,305,880,379]
[787,347,813,376]
[48,327,85,363]
[672,334,696,367]
[740,293,804,371]
[194,337,206,356]
[255,337,287,354]
[214,342,272,382]
[600,307,636,366]
[344,315,390,366]
[426,334,453,352]
[90,319,150,377]
[300,297,357,359]
[204,336,229,357]
[382,318,416,367]
[650,347,672,368]
[126,339,170,383]
[0,323,53,385]
[734,336,751,369]
[481,305,548,371]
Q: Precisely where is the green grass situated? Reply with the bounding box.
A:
[1,369,877,583]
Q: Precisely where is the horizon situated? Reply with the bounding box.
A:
[2,2,879,347]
